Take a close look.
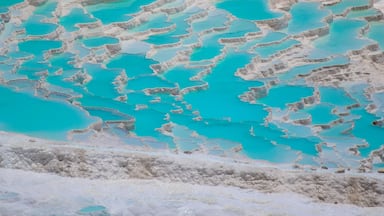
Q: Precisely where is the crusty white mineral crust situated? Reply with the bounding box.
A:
[0,131,383,208]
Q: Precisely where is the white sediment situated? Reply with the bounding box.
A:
[375,0,384,13]
[1,168,383,216]
[0,131,384,209]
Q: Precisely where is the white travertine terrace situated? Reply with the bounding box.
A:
[0,131,384,207]
[0,0,384,213]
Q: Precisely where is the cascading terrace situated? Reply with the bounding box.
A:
[0,0,383,172]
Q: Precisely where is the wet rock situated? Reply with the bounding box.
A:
[28,0,48,6]
[335,168,345,174]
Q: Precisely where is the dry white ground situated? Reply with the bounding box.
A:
[0,168,383,216]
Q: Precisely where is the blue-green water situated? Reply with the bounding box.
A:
[85,0,156,25]
[311,18,372,58]
[0,0,383,169]
[216,0,282,20]
[77,205,109,215]
[0,86,96,140]
[59,8,98,32]
[326,0,371,15]
[23,15,58,36]
[367,22,384,50]
[18,39,62,57]
[346,8,381,19]
[286,2,330,35]
[0,0,23,7]
[82,37,119,48]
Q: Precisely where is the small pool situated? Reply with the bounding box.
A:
[367,22,384,50]
[310,18,372,58]
[287,2,330,35]
[23,15,58,36]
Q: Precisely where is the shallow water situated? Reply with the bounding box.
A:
[311,18,372,58]
[367,21,384,50]
[0,0,383,169]
[216,0,282,20]
[0,86,97,140]
[286,2,330,35]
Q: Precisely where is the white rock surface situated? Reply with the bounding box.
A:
[0,168,383,216]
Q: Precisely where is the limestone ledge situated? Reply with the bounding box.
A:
[149,26,226,73]
[239,80,278,103]
[355,143,384,172]
[0,133,383,207]
[142,0,177,12]
[80,0,111,6]
[153,40,183,49]
[21,25,64,41]
[179,82,208,95]
[104,0,179,31]
[326,0,374,17]
[160,0,194,15]
[80,106,135,132]
[240,40,380,87]
[47,91,79,102]
[27,0,48,7]
[143,87,179,95]
[9,1,29,10]
[184,48,229,80]
[362,10,384,22]
[292,115,312,125]
[140,7,210,53]
[76,21,103,30]
[242,85,268,101]
[5,78,35,89]
[189,67,212,81]
[44,45,66,59]
[146,7,241,69]
[322,0,341,7]
[113,73,128,95]
[283,9,333,42]
[219,32,263,44]
[0,9,11,23]
[252,34,291,49]
[288,93,321,112]
[256,12,291,30]
[236,44,305,80]
[269,0,297,11]
[304,44,381,86]
[104,120,135,132]
[149,50,192,74]
[186,9,208,25]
